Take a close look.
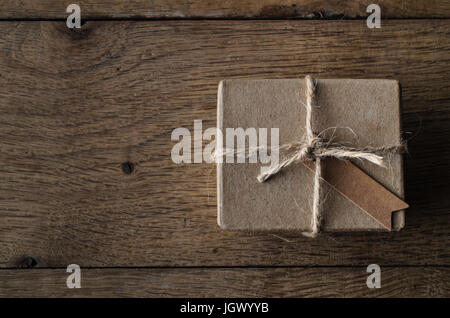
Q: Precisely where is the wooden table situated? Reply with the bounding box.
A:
[0,1,449,297]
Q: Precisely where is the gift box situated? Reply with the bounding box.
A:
[217,78,408,233]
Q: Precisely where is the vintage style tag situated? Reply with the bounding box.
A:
[217,79,407,232]
[303,159,408,231]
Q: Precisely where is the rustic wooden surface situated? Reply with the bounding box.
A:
[1,0,450,19]
[0,267,448,297]
[1,20,449,268]
[0,3,449,298]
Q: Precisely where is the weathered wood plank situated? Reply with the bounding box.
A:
[0,20,449,268]
[0,267,448,297]
[1,0,450,19]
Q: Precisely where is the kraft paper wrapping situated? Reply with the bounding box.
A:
[217,79,405,231]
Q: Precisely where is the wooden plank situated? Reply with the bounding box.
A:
[1,0,450,19]
[0,20,449,268]
[0,267,448,297]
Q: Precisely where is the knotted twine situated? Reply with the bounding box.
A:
[215,76,404,238]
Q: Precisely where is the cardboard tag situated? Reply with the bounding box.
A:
[303,159,409,230]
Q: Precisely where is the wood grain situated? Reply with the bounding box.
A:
[0,20,449,268]
[1,0,450,19]
[0,267,447,297]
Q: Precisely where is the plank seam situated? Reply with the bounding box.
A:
[0,265,449,271]
[0,17,450,22]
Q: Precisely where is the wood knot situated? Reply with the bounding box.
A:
[121,161,134,174]
[18,256,37,269]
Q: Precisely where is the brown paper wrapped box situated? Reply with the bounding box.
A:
[217,79,406,232]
